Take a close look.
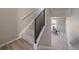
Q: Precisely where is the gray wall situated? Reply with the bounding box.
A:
[0,8,17,44]
[66,9,79,41]
[66,9,79,49]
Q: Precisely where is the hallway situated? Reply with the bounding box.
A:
[38,27,68,50]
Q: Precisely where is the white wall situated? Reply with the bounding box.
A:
[66,9,79,49]
[0,8,44,45]
[0,8,17,45]
[56,18,66,33]
[45,9,51,28]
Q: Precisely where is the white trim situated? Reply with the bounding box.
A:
[19,19,35,36]
[0,36,22,48]
[33,26,46,50]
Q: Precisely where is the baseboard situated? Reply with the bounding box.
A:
[0,36,22,48]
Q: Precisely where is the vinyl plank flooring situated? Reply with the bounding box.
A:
[0,38,33,50]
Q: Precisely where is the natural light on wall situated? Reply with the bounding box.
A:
[51,20,56,24]
[51,19,56,31]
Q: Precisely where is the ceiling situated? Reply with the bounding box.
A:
[46,8,72,17]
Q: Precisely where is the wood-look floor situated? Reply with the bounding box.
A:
[0,38,33,50]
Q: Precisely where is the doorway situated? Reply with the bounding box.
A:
[50,17,68,49]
